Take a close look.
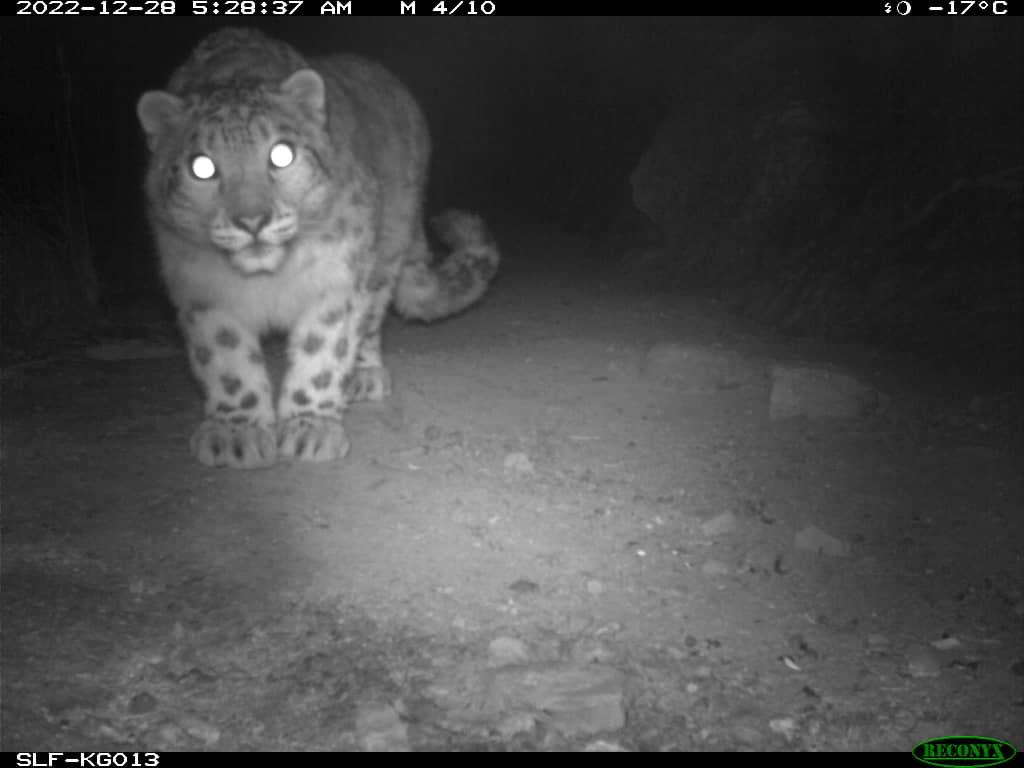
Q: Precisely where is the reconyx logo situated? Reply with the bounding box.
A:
[913,736,1017,767]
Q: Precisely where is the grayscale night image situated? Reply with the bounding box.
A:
[1,15,1021,752]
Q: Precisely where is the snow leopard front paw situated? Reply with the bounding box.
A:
[190,419,277,469]
[277,415,350,463]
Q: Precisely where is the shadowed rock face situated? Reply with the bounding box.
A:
[629,20,1022,368]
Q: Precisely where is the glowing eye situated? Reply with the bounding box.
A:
[190,154,217,180]
[269,141,295,169]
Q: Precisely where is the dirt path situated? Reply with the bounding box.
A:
[2,233,1021,751]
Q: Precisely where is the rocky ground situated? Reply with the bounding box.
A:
[2,231,1021,751]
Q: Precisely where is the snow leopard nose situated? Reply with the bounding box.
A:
[235,213,270,234]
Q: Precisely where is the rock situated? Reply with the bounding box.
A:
[909,651,946,679]
[508,578,540,595]
[96,722,132,742]
[629,20,1019,364]
[866,633,890,651]
[794,525,850,557]
[585,579,605,596]
[584,739,630,751]
[495,711,537,739]
[769,717,799,742]
[733,723,763,745]
[769,365,886,422]
[906,644,943,678]
[128,691,158,715]
[355,702,410,752]
[156,722,188,749]
[178,714,220,747]
[442,430,464,449]
[701,559,732,576]
[700,510,738,537]
[485,663,626,738]
[570,638,615,664]
[503,452,535,474]
[643,343,754,391]
[489,636,530,667]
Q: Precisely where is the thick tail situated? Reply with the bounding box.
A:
[393,209,500,322]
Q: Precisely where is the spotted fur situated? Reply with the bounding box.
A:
[138,28,500,468]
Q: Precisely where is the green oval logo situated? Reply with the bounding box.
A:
[913,736,1017,768]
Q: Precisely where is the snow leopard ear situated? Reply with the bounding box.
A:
[137,91,185,151]
[280,69,326,126]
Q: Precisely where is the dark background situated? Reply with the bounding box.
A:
[1,17,1021,373]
